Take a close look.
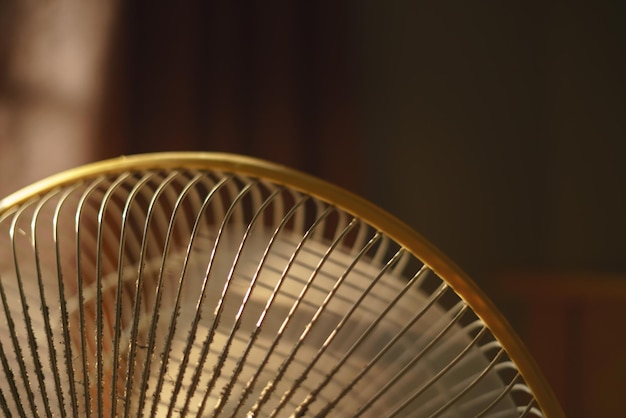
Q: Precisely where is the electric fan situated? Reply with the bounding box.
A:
[0,152,562,417]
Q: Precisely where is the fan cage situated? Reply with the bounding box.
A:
[0,153,562,417]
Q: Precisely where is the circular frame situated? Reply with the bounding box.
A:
[0,152,564,417]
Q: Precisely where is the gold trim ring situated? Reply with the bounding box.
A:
[0,152,564,417]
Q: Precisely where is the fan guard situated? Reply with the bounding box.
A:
[0,153,563,417]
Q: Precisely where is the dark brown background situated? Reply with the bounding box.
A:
[98,1,626,280]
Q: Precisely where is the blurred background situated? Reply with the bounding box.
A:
[1,1,625,416]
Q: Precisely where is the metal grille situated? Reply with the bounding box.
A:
[0,167,545,417]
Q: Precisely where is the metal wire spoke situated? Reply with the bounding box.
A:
[96,173,133,418]
[195,186,283,416]
[74,176,108,417]
[162,175,233,417]
[317,282,451,416]
[0,154,560,418]
[144,172,208,416]
[210,193,310,417]
[475,372,522,418]
[247,216,360,416]
[355,302,470,417]
[179,181,257,416]
[430,346,506,417]
[134,173,205,415]
[0,274,29,418]
[293,261,430,416]
[10,199,53,418]
[228,205,335,418]
[108,172,155,416]
[53,182,85,418]
[386,322,488,417]
[268,232,385,417]
[119,172,179,418]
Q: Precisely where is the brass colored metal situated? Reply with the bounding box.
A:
[0,152,564,417]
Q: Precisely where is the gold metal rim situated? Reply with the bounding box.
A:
[0,151,564,417]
